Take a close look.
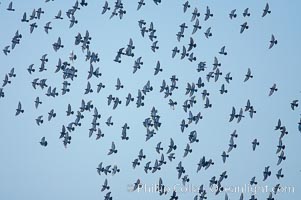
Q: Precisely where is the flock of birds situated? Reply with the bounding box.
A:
[1,1,300,200]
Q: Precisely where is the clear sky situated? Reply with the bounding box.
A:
[0,0,300,200]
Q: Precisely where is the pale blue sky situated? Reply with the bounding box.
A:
[0,0,300,199]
